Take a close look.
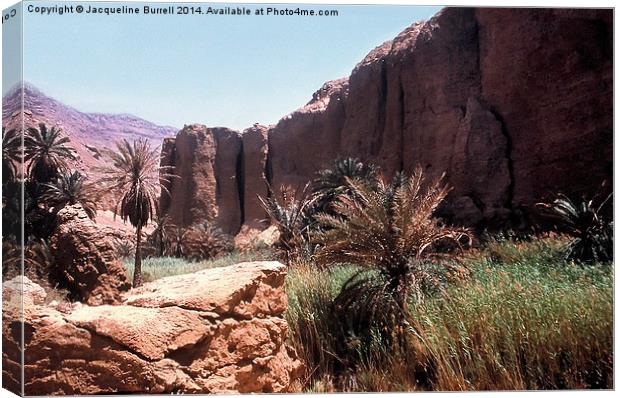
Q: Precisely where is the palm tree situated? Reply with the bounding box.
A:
[94,138,174,287]
[41,170,97,218]
[536,191,613,263]
[184,221,233,261]
[2,127,21,184]
[23,123,77,183]
[165,225,190,258]
[311,157,379,214]
[259,183,318,259]
[315,167,470,338]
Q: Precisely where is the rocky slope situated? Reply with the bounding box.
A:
[2,83,178,174]
[2,262,303,395]
[161,7,612,233]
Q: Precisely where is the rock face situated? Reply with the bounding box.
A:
[161,8,611,233]
[268,8,612,228]
[161,124,242,234]
[242,124,271,229]
[213,127,243,235]
[49,204,131,305]
[2,262,303,395]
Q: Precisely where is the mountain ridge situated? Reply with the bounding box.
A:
[2,82,179,173]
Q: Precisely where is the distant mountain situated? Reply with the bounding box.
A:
[2,83,178,172]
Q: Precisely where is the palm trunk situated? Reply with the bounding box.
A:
[133,224,143,287]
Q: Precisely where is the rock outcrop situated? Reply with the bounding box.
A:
[242,124,271,229]
[160,124,243,234]
[49,204,131,305]
[161,8,612,233]
[2,262,303,395]
[268,8,612,228]
[213,127,243,235]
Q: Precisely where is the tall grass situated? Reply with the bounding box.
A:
[284,235,613,391]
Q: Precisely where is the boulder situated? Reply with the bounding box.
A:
[49,204,131,305]
[3,262,303,395]
[234,224,280,251]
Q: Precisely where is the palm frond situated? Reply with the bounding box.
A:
[41,170,97,218]
[23,123,77,183]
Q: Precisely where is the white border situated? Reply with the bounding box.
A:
[1,1,617,398]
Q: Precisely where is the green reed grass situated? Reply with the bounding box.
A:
[284,235,613,391]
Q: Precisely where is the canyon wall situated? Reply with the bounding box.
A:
[160,124,243,234]
[161,8,612,233]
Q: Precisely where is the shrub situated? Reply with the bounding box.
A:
[41,170,97,218]
[311,157,379,215]
[285,235,613,391]
[536,192,613,263]
[183,222,234,261]
[315,167,470,319]
[259,184,318,260]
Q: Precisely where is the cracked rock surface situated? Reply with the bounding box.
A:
[2,262,303,395]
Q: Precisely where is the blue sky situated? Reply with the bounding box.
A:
[9,1,441,130]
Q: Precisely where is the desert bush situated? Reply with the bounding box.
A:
[147,213,172,257]
[311,157,379,215]
[183,222,234,261]
[259,184,319,260]
[114,238,136,259]
[536,192,613,263]
[315,167,470,341]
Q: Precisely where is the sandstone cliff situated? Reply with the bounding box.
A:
[160,124,243,234]
[2,262,303,394]
[162,8,612,233]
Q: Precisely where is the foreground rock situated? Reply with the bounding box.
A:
[2,262,303,395]
[49,204,131,305]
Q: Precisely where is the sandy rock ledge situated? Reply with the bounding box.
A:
[2,262,303,395]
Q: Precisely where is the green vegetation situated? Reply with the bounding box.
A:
[285,236,613,391]
[24,123,77,183]
[1,124,613,392]
[94,138,175,287]
[41,170,97,219]
[536,191,613,263]
[121,249,277,283]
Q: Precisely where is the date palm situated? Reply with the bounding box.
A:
[41,170,97,219]
[23,123,77,183]
[2,127,21,184]
[536,191,613,263]
[315,167,470,342]
[311,157,379,214]
[259,183,319,259]
[95,138,174,287]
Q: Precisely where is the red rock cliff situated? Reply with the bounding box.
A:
[160,124,242,234]
[162,8,612,233]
